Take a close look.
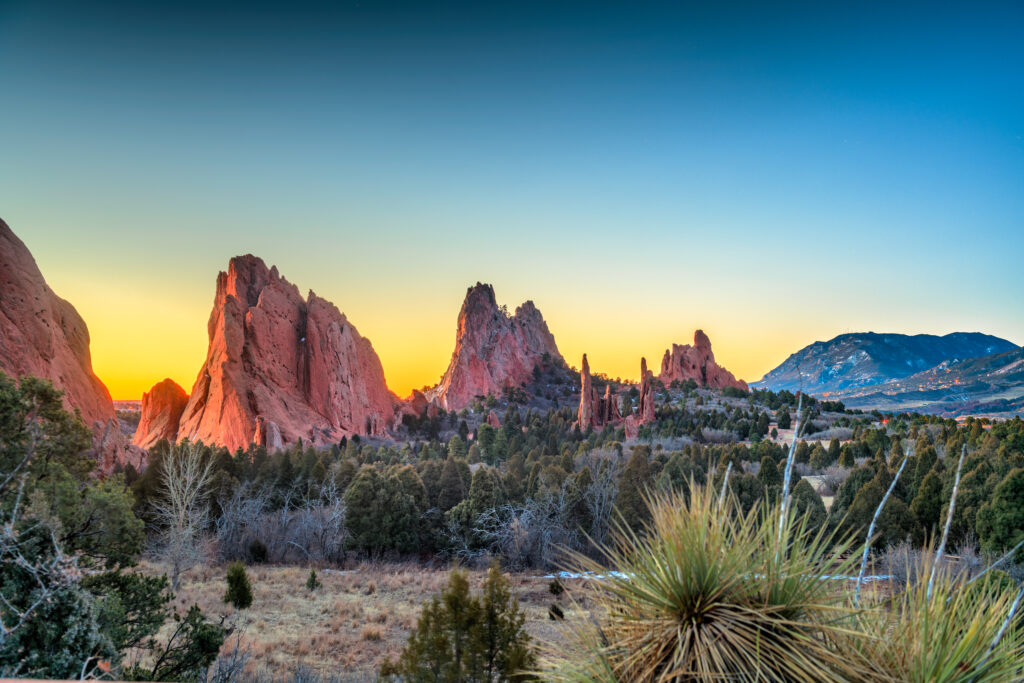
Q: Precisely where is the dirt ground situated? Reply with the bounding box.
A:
[139,561,577,680]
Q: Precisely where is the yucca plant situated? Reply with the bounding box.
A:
[854,551,1024,682]
[543,483,872,682]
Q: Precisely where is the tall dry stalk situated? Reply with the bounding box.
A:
[929,443,966,599]
[855,453,910,605]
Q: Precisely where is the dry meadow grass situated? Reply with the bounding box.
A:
[139,560,575,680]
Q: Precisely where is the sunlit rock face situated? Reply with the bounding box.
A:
[133,378,188,449]
[175,254,397,452]
[0,218,115,425]
[427,283,563,411]
[658,330,748,391]
[0,219,147,472]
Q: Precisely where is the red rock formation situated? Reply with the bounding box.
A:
[577,354,625,432]
[0,219,114,425]
[638,357,656,424]
[658,330,748,391]
[428,283,563,410]
[0,220,144,471]
[94,417,147,473]
[577,354,623,432]
[623,357,657,439]
[578,354,595,431]
[175,255,397,452]
[133,378,188,449]
[254,417,283,452]
[486,410,501,428]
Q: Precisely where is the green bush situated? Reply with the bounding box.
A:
[223,562,253,609]
[306,569,321,592]
[381,563,536,681]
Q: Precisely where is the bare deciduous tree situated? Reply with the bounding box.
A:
[152,442,214,590]
[215,482,347,565]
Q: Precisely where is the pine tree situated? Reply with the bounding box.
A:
[381,565,535,681]
[224,562,253,609]
[438,456,466,512]
[615,446,653,531]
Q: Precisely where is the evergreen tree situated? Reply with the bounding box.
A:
[809,443,828,470]
[224,562,253,609]
[757,455,781,491]
[909,470,943,545]
[977,468,1024,555]
[381,565,535,681]
[616,446,653,531]
[838,444,856,468]
[438,456,467,512]
[827,438,841,466]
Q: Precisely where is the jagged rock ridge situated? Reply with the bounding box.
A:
[658,330,748,392]
[162,255,397,452]
[428,283,563,410]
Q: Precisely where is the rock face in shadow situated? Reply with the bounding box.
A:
[428,283,563,410]
[658,330,748,391]
[0,218,114,425]
[133,378,188,449]
[174,255,397,452]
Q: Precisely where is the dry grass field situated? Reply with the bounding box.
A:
[139,561,577,680]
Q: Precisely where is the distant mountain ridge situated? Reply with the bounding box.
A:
[754,332,1018,395]
[838,346,1024,418]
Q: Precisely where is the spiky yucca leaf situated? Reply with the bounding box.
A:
[856,552,1024,682]
[543,484,872,682]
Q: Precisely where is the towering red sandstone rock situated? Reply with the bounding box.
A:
[658,330,748,391]
[624,357,657,439]
[0,219,145,471]
[133,378,188,449]
[0,219,114,425]
[428,283,563,410]
[638,357,656,424]
[578,354,595,431]
[577,354,623,432]
[174,255,397,452]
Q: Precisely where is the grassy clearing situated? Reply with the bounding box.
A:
[139,560,575,679]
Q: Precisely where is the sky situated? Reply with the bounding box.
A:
[1,0,1022,400]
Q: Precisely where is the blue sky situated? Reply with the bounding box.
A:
[1,0,1021,397]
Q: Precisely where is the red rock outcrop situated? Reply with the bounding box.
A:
[0,219,114,425]
[428,283,563,410]
[577,354,622,432]
[638,357,656,424]
[0,220,144,471]
[658,330,748,391]
[133,378,188,449]
[94,417,147,473]
[173,255,398,452]
[624,357,657,439]
[486,410,501,428]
